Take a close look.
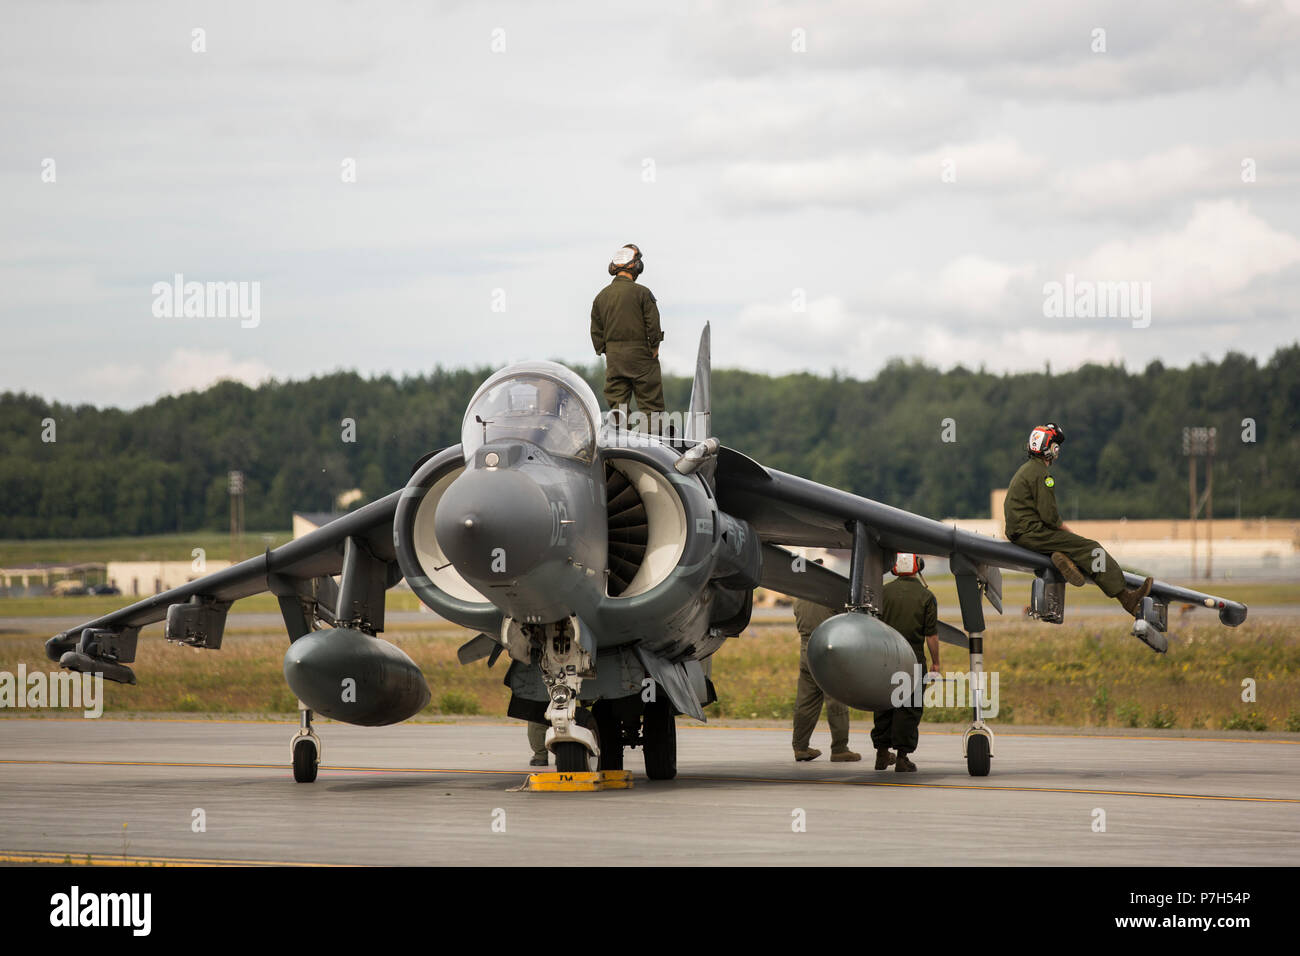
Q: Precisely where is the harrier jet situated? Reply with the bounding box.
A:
[46,326,1247,780]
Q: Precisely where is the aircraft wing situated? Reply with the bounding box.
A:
[44,490,405,678]
[714,447,1248,628]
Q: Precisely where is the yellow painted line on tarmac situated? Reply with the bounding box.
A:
[8,716,1294,744]
[0,849,347,867]
[2,757,1294,805]
[678,773,1300,804]
[680,725,1300,744]
[0,757,531,776]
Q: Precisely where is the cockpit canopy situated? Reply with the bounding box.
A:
[462,362,601,464]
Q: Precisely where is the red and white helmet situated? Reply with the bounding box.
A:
[1027,422,1065,462]
[892,553,925,576]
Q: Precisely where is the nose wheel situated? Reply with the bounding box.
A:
[291,704,322,783]
[554,741,591,772]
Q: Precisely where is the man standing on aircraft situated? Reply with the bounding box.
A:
[874,554,939,772]
[792,594,862,763]
[1003,423,1153,614]
[590,243,664,426]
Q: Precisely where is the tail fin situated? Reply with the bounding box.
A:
[685,322,711,441]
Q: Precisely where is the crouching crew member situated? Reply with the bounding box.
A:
[1004,423,1152,614]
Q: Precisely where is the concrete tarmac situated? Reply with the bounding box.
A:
[1,718,1296,866]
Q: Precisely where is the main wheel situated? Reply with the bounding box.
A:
[292,737,318,783]
[966,733,991,777]
[642,699,677,780]
[554,741,590,773]
[594,703,625,772]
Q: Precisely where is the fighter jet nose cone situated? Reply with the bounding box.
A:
[434,467,554,580]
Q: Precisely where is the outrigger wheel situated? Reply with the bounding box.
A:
[964,727,992,777]
[291,704,322,783]
[293,737,319,783]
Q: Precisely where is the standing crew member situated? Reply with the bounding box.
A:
[1003,423,1153,614]
[792,596,862,763]
[590,243,664,424]
[526,722,548,767]
[874,554,940,773]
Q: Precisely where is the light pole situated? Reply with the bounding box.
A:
[1182,427,1215,579]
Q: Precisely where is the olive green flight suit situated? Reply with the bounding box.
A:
[590,276,664,416]
[791,599,851,754]
[1003,457,1126,597]
[527,721,548,762]
[873,577,936,755]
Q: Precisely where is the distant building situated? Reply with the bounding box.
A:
[105,560,235,597]
[293,512,344,539]
[0,562,106,597]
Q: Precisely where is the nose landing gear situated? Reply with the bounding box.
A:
[536,617,600,771]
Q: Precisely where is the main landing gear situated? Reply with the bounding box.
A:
[962,631,994,777]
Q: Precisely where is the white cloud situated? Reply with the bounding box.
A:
[1068,200,1300,318]
[678,0,1300,99]
[725,293,1129,377]
[82,349,274,407]
[878,255,1037,322]
[1050,143,1300,217]
[721,138,1044,210]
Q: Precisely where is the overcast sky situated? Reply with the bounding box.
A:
[3,0,1299,408]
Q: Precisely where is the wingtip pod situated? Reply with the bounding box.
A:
[1219,602,1248,627]
[45,631,77,663]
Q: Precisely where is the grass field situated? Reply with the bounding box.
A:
[0,531,293,567]
[2,615,1296,732]
[0,573,1289,621]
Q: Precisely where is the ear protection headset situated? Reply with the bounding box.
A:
[1027,422,1065,462]
[892,553,925,576]
[608,243,644,277]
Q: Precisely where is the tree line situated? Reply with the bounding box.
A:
[1,346,1296,539]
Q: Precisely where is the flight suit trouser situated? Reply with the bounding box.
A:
[527,721,548,760]
[871,704,922,755]
[1011,526,1127,598]
[603,344,665,420]
[792,634,851,753]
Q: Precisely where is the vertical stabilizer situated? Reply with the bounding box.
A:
[685,323,712,441]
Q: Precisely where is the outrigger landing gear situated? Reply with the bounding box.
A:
[962,631,994,777]
[952,556,995,777]
[291,702,322,783]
